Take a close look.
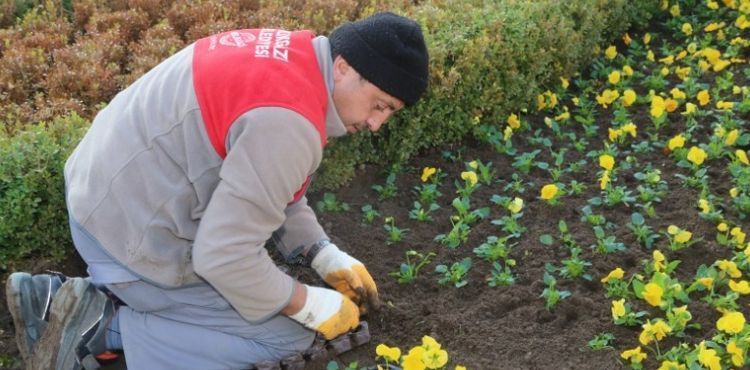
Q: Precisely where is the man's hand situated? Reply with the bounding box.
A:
[287,285,359,340]
[311,243,380,312]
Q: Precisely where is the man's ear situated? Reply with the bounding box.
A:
[332,55,351,81]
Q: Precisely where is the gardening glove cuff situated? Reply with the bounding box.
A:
[288,285,359,340]
[311,243,380,312]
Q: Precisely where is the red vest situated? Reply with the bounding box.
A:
[192,29,328,203]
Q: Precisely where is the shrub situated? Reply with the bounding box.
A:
[0,113,88,270]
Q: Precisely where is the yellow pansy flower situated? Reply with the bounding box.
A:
[726,129,739,145]
[643,282,663,306]
[560,77,569,89]
[621,346,647,363]
[717,100,734,110]
[683,102,696,115]
[729,280,750,294]
[608,128,620,142]
[421,167,437,182]
[622,65,634,76]
[665,98,678,112]
[422,348,448,369]
[698,277,714,289]
[503,126,513,141]
[612,299,626,320]
[507,113,520,129]
[622,89,637,106]
[639,319,672,345]
[718,223,729,232]
[697,90,710,106]
[718,259,742,278]
[460,171,478,187]
[659,360,686,370]
[717,311,746,334]
[608,71,620,85]
[376,344,402,362]
[651,95,666,118]
[675,230,692,243]
[455,366,466,370]
[675,66,691,80]
[670,4,680,16]
[704,22,725,32]
[540,184,559,200]
[682,23,693,35]
[668,134,686,150]
[605,45,617,60]
[660,67,670,76]
[698,341,721,370]
[730,187,739,198]
[727,340,745,367]
[653,250,666,272]
[622,33,632,45]
[698,199,711,213]
[737,14,750,29]
[736,150,749,165]
[600,170,610,191]
[659,55,675,65]
[599,154,615,170]
[402,347,427,370]
[670,88,686,100]
[647,50,655,61]
[643,33,651,44]
[507,197,524,214]
[468,160,478,169]
[622,122,637,137]
[687,146,707,166]
[601,267,625,283]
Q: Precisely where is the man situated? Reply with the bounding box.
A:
[6,11,428,369]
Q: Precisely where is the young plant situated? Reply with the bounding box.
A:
[473,235,516,262]
[383,217,408,245]
[626,212,660,249]
[435,257,472,288]
[540,269,571,310]
[558,246,592,281]
[316,192,350,213]
[587,332,615,350]
[435,220,471,249]
[372,172,398,200]
[512,149,543,174]
[487,261,516,287]
[591,226,625,254]
[413,183,442,205]
[360,204,380,224]
[450,196,490,225]
[503,173,529,194]
[389,250,436,284]
[408,201,440,222]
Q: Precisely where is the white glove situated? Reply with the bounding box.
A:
[288,285,359,340]
[311,243,380,312]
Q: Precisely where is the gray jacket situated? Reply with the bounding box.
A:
[64,36,347,322]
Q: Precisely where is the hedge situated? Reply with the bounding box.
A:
[0,0,659,266]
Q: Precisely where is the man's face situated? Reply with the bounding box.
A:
[331,56,404,134]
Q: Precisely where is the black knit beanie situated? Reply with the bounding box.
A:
[329,12,429,106]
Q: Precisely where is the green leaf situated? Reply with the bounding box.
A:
[540,234,554,245]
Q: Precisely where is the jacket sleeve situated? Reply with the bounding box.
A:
[272,196,329,259]
[192,107,323,323]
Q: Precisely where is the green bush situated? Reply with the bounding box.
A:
[0,113,87,270]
